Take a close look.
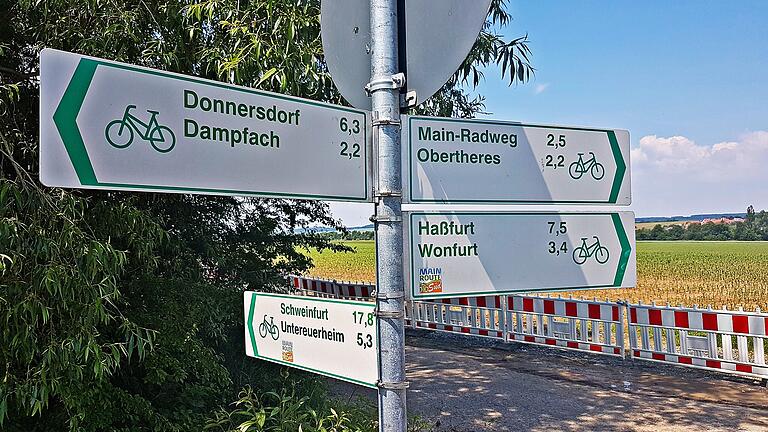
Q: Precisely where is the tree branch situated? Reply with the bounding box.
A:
[0,66,38,80]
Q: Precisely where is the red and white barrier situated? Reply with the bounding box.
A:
[628,303,768,379]
[408,296,505,338]
[507,295,624,357]
[290,275,373,300]
[289,275,768,381]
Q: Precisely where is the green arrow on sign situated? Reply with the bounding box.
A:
[406,116,630,205]
[43,49,372,201]
[612,212,632,286]
[246,293,259,357]
[607,131,626,204]
[53,58,99,185]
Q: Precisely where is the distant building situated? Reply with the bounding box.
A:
[682,217,744,227]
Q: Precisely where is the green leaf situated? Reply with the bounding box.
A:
[0,396,7,425]
[257,68,278,87]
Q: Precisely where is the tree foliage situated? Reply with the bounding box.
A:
[0,0,532,430]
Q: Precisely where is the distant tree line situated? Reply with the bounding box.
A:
[321,230,375,241]
[637,206,768,240]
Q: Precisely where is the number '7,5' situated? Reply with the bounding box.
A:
[547,221,567,234]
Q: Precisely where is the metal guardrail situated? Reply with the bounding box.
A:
[290,275,768,380]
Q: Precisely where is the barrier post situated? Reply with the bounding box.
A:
[501,295,509,343]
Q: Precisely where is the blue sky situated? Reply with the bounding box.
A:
[330,1,768,225]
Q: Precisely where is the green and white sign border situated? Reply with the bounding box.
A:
[405,115,628,205]
[406,211,633,299]
[47,49,371,202]
[244,292,380,388]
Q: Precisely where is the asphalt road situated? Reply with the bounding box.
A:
[332,330,768,432]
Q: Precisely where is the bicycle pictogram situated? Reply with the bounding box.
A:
[569,152,605,180]
[258,315,280,341]
[572,236,610,265]
[105,105,176,153]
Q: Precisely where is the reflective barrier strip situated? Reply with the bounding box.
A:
[628,304,768,379]
[290,275,768,380]
[290,275,374,301]
[507,295,625,357]
[408,296,504,339]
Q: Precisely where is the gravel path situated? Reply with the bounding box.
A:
[332,330,768,431]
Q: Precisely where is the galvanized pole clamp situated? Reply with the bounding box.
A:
[374,190,402,198]
[371,110,402,127]
[365,72,406,95]
[376,291,405,300]
[375,310,404,319]
[369,215,402,223]
[377,380,410,390]
[369,1,407,431]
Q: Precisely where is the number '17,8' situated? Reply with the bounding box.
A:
[353,311,375,327]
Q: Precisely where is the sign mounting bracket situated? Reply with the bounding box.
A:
[365,72,406,94]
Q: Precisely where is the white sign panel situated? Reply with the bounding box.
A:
[404,116,630,205]
[40,49,370,201]
[244,292,378,388]
[406,212,636,299]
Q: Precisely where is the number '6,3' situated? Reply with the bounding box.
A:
[339,117,361,135]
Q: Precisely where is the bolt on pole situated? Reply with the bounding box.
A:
[369,0,407,431]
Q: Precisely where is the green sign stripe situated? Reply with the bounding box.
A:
[243,292,377,388]
[53,58,98,185]
[412,284,622,299]
[93,59,370,201]
[53,52,368,201]
[408,117,627,204]
[409,198,615,204]
[611,213,631,286]
[409,116,619,134]
[409,211,633,298]
[98,60,367,116]
[251,291,376,307]
[249,355,377,388]
[608,131,626,204]
[247,293,258,357]
[97,183,370,202]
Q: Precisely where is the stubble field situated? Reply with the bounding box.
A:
[303,241,768,311]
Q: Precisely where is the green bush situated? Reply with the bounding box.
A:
[205,378,376,432]
[1,0,531,429]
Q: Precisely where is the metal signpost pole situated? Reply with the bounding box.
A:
[369,1,407,431]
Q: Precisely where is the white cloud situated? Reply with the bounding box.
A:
[533,83,550,94]
[632,131,768,182]
[631,131,768,216]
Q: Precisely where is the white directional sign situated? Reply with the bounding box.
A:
[244,292,378,387]
[404,116,630,204]
[40,49,370,202]
[406,211,636,299]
